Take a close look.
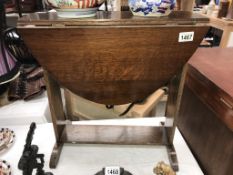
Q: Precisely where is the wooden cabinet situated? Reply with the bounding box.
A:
[178,48,233,175]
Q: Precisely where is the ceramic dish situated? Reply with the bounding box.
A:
[56,7,98,18]
[0,128,15,153]
[129,0,175,17]
[44,0,104,9]
[0,160,11,175]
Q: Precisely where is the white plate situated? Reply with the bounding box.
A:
[56,7,98,18]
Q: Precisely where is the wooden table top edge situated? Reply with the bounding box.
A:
[17,11,210,27]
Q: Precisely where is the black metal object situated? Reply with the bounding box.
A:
[0,0,37,66]
[4,27,37,64]
[18,122,53,175]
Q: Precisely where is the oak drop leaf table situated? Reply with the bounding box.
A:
[17,11,209,169]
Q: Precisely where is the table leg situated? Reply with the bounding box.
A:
[165,65,187,144]
[162,122,179,171]
[164,66,187,171]
[166,145,179,171]
[44,70,66,168]
[49,142,64,168]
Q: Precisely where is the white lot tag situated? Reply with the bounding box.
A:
[105,166,120,175]
[179,32,194,42]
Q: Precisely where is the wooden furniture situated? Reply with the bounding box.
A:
[17,11,209,169]
[177,48,233,175]
[113,88,166,117]
[201,14,233,47]
[0,123,204,174]
[65,88,166,120]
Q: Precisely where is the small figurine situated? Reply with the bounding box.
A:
[18,123,53,175]
[153,161,176,175]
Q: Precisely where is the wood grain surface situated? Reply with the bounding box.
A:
[188,48,233,131]
[17,11,209,104]
[44,71,66,139]
[186,66,233,131]
[188,48,233,99]
[178,48,233,175]
[178,85,233,175]
[61,125,165,144]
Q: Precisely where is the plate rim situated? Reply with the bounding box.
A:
[56,7,99,12]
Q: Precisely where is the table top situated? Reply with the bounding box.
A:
[16,11,210,104]
[17,11,209,27]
